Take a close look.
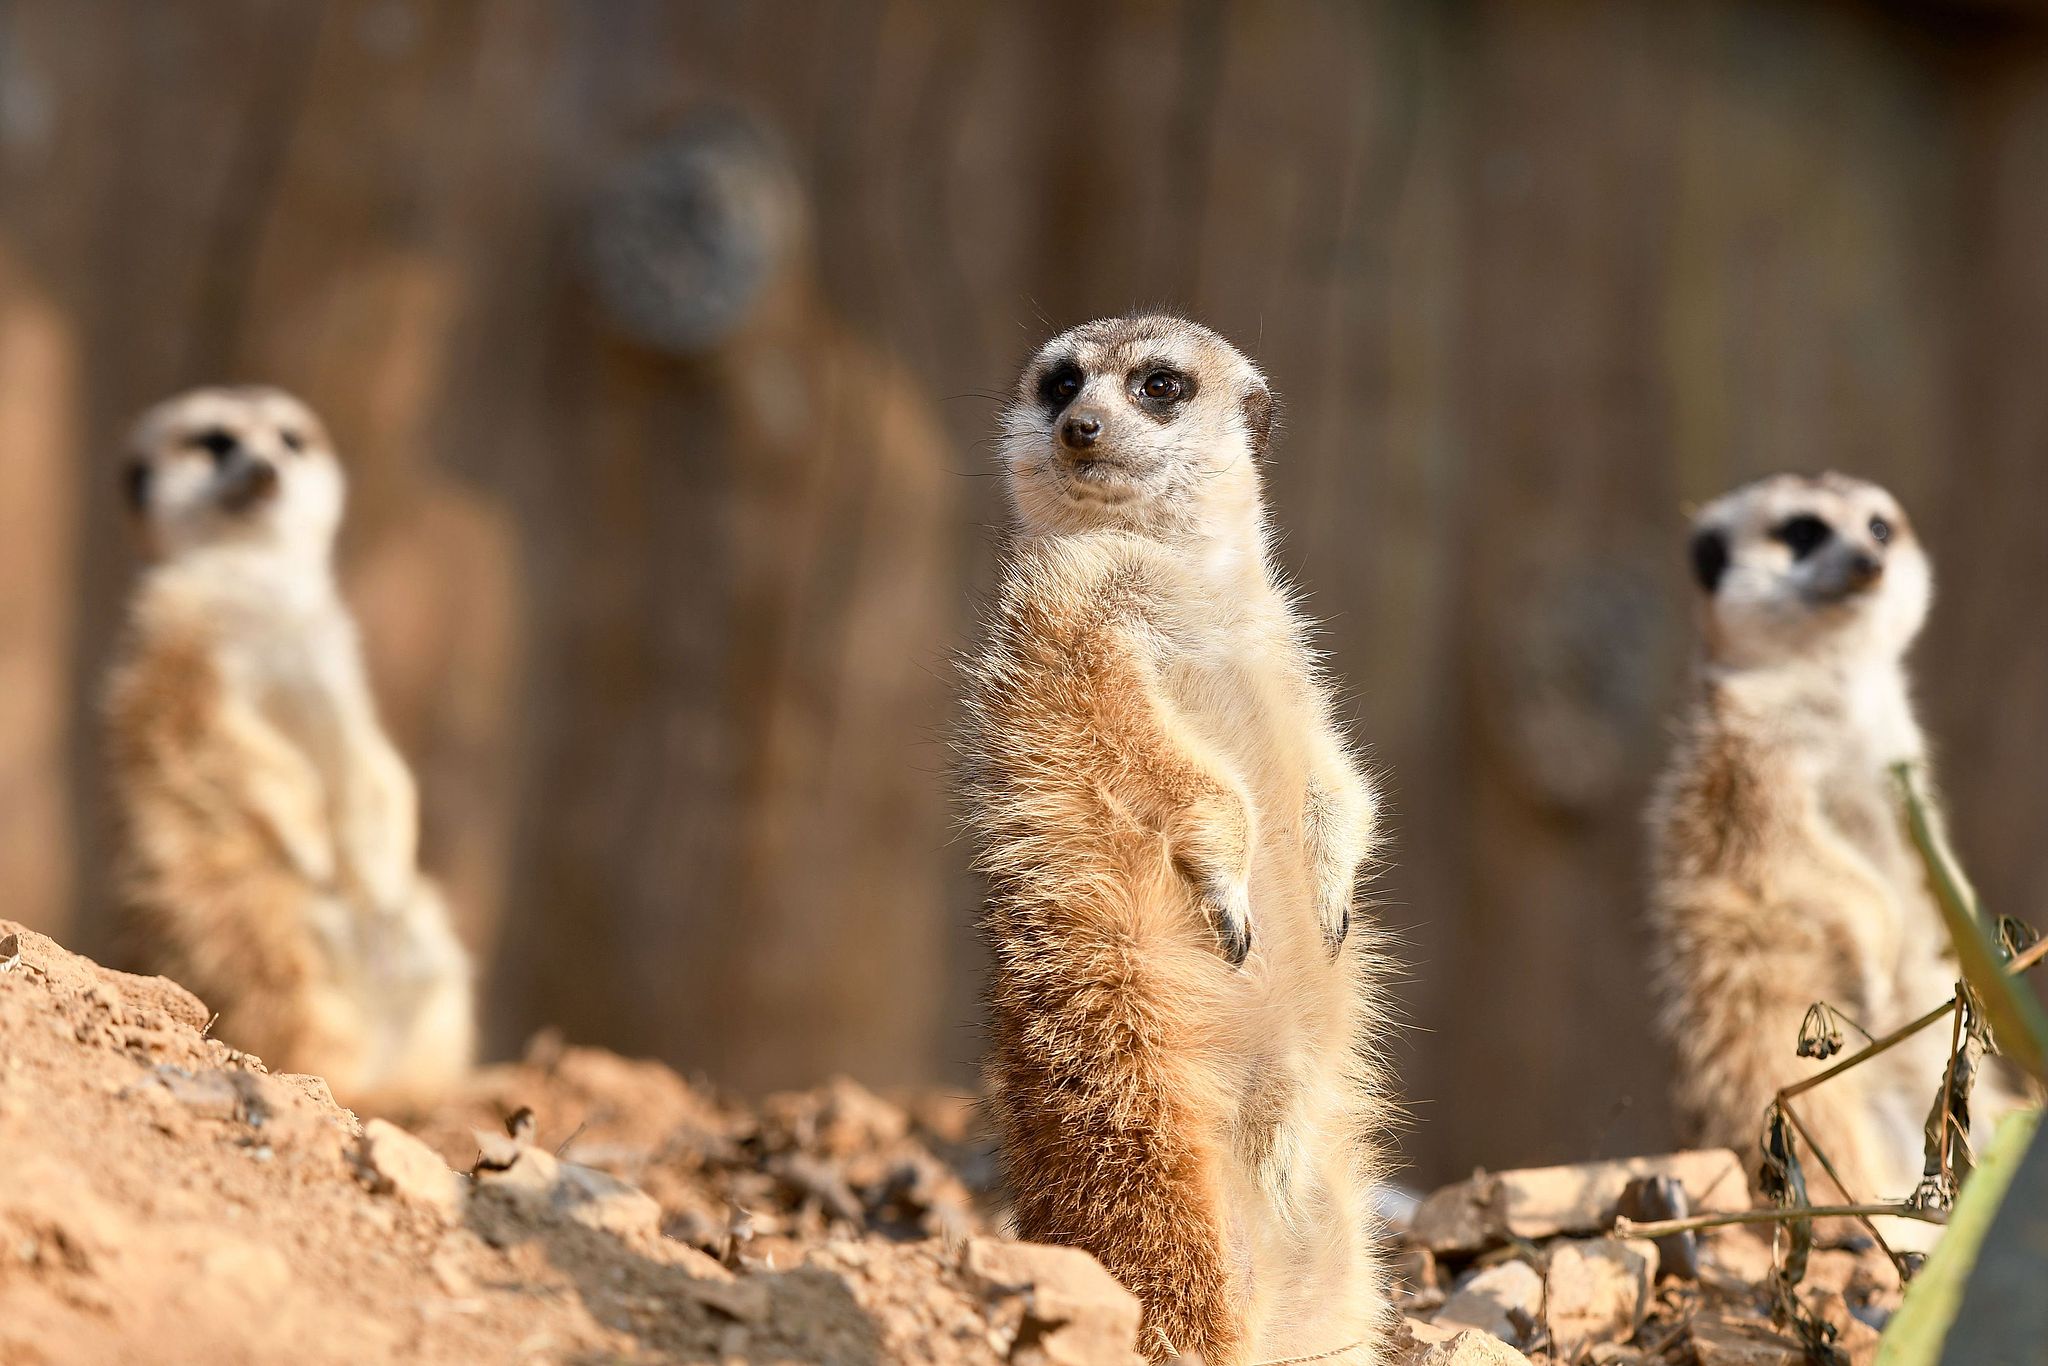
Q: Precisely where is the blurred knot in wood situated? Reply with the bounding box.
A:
[586,108,804,355]
[1485,557,1669,813]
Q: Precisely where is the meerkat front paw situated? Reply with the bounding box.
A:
[1303,772,1371,959]
[1169,786,1256,966]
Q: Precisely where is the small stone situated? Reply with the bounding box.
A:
[962,1238,1143,1365]
[1544,1238,1656,1357]
[1393,1244,1443,1311]
[357,1118,464,1218]
[430,1248,476,1297]
[472,1144,663,1241]
[1689,1315,1805,1366]
[1432,1259,1542,1348]
[1410,1329,1536,1365]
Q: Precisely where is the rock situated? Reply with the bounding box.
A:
[1392,1315,1540,1365]
[1410,1149,1749,1255]
[1393,1243,1444,1312]
[1617,1172,1697,1280]
[1689,1315,1805,1365]
[356,1118,464,1218]
[1699,1226,1777,1286]
[1544,1238,1656,1357]
[473,1143,663,1240]
[962,1237,1143,1364]
[1587,1347,1648,1365]
[1433,1258,1542,1348]
[1409,1329,1536,1365]
[1400,1316,1460,1349]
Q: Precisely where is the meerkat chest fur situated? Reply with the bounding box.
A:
[159,547,377,793]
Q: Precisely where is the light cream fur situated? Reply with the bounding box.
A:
[1649,472,2030,1251]
[960,316,1391,1364]
[105,386,473,1108]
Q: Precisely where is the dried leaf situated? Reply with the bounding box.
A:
[1994,916,2041,964]
[1760,1105,1813,1293]
[1799,1002,1847,1060]
[0,933,19,974]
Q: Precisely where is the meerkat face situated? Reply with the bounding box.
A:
[1687,473,1931,669]
[122,387,344,562]
[1000,315,1275,539]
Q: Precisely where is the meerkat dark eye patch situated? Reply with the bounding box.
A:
[1773,514,1832,560]
[188,427,237,462]
[1037,360,1083,411]
[121,460,152,513]
[1868,515,1892,545]
[1690,528,1730,594]
[280,428,304,453]
[1129,365,1196,419]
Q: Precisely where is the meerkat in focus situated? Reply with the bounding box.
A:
[1649,472,2029,1248]
[105,386,474,1108]
[960,316,1391,1364]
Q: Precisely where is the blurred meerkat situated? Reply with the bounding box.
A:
[105,386,473,1108]
[960,316,1390,1364]
[1649,472,2028,1247]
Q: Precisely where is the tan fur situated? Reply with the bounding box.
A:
[105,386,473,1109]
[960,317,1391,1364]
[1649,472,2030,1250]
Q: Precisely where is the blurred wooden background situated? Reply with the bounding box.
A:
[3,0,2046,1186]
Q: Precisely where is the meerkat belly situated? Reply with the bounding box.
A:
[1161,635,1370,1346]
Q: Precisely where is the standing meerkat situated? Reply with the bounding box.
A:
[105,386,474,1108]
[1648,472,2027,1246]
[960,316,1391,1364]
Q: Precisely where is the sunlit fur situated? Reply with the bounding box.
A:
[105,386,473,1109]
[960,316,1392,1363]
[1648,472,2030,1251]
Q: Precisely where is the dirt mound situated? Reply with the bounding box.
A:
[389,1037,997,1264]
[0,922,1139,1365]
[0,919,1902,1366]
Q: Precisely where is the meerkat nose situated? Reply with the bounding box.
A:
[1059,411,1103,453]
[1846,550,1883,587]
[219,457,280,512]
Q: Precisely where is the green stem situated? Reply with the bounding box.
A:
[1893,762,2048,1081]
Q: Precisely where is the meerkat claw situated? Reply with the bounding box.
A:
[1322,902,1350,958]
[1203,883,1253,966]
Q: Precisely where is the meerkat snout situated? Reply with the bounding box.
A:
[1058,408,1104,453]
[216,453,281,513]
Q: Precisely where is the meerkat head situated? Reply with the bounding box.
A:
[1000,314,1276,542]
[121,386,343,564]
[1686,472,1930,671]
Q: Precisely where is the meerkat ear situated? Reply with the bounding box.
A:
[1690,527,1730,594]
[121,459,152,514]
[1241,384,1277,459]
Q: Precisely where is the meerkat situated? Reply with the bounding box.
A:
[959,316,1391,1364]
[1648,472,2029,1249]
[104,386,474,1108]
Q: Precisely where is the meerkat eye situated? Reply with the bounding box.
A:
[1869,515,1892,545]
[1140,370,1185,403]
[189,428,237,463]
[1773,514,1832,560]
[1038,363,1083,409]
[280,428,305,453]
